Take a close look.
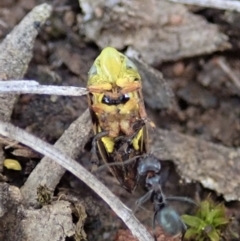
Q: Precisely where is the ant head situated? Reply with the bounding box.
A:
[154,206,186,237]
[137,154,161,176]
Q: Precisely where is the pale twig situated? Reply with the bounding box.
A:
[216,57,240,90]
[0,3,52,124]
[0,120,154,241]
[168,0,240,12]
[0,19,8,28]
[0,80,88,96]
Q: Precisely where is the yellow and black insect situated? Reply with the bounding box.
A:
[87,47,149,192]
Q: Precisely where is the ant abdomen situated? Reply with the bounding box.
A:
[154,206,186,236]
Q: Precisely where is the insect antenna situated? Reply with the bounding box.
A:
[149,147,164,155]
[94,155,140,172]
[133,189,153,213]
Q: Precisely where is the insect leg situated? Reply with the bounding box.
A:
[152,211,158,241]
[87,83,112,93]
[180,220,187,241]
[95,155,140,172]
[134,189,153,212]
[116,80,141,93]
[166,196,198,206]
[90,131,109,166]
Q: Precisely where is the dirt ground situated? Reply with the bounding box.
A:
[0,0,240,241]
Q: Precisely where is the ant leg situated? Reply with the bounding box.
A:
[114,132,136,144]
[94,155,140,172]
[152,211,158,241]
[166,196,198,206]
[180,219,187,241]
[134,190,153,213]
[90,131,108,168]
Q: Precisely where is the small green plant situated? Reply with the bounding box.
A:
[181,197,230,241]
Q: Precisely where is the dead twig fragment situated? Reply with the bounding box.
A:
[0,3,52,122]
[0,119,154,241]
[215,57,240,91]
[0,3,52,171]
[21,109,92,206]
[0,134,41,158]
[168,0,240,12]
[0,80,88,96]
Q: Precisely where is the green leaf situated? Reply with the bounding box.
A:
[184,229,197,240]
[215,203,226,216]
[182,215,206,228]
[213,217,229,227]
[206,208,222,223]
[198,200,210,219]
[207,229,220,241]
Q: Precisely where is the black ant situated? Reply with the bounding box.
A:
[135,154,197,240]
[97,153,197,239]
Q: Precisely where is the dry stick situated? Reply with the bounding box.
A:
[21,109,92,206]
[216,58,240,91]
[0,80,88,96]
[0,120,154,241]
[168,0,240,12]
[0,3,52,122]
[0,3,52,171]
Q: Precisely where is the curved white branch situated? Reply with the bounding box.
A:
[0,120,154,241]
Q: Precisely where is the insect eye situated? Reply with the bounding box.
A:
[102,95,110,104]
[126,58,138,70]
[88,64,97,77]
[122,94,129,100]
[102,94,130,105]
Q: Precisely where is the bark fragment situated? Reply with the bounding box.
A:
[151,128,240,201]
[79,0,230,65]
